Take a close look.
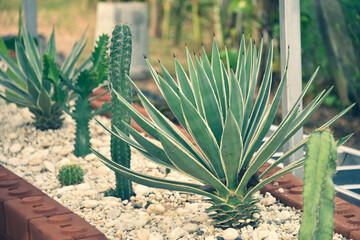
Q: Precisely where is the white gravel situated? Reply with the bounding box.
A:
[0,99,347,240]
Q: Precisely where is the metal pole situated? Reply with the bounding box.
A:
[279,0,303,178]
[23,0,37,37]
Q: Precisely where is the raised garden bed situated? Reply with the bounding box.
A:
[0,91,359,239]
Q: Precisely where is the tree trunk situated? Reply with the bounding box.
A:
[192,0,201,46]
[149,0,162,38]
[312,0,358,105]
[162,0,171,40]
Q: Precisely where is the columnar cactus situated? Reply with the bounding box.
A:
[109,24,133,199]
[299,128,337,240]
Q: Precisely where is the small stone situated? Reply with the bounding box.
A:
[148,232,163,240]
[278,188,284,193]
[260,195,276,206]
[93,166,111,176]
[134,184,150,197]
[196,230,204,236]
[84,154,97,161]
[147,204,165,215]
[107,208,121,219]
[58,158,71,167]
[222,228,239,240]
[266,231,278,240]
[137,229,150,240]
[10,143,22,153]
[43,161,55,172]
[168,227,188,240]
[183,223,199,233]
[76,183,92,191]
[193,213,209,223]
[115,220,136,231]
[105,220,117,228]
[84,200,98,208]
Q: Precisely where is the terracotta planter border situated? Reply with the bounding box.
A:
[0,165,107,240]
[90,89,360,239]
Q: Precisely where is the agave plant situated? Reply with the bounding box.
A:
[92,36,353,228]
[0,26,87,130]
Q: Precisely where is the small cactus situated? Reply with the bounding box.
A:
[57,164,84,186]
[299,128,337,240]
[109,24,133,199]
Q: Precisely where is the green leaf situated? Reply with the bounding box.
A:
[91,148,224,203]
[211,38,226,118]
[43,53,59,85]
[22,28,41,78]
[195,57,223,143]
[174,57,196,106]
[37,87,52,117]
[179,92,223,178]
[156,128,229,196]
[186,46,203,116]
[45,28,56,58]
[15,41,41,89]
[220,110,243,190]
[229,69,244,131]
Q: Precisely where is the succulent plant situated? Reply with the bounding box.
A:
[108,24,133,199]
[0,26,87,130]
[92,36,353,228]
[299,128,339,240]
[57,163,84,186]
[62,34,110,157]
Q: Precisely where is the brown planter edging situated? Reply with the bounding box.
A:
[0,165,107,240]
[90,88,360,239]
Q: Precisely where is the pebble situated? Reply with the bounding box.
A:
[222,228,239,240]
[9,143,22,153]
[0,98,348,240]
[43,161,55,172]
[168,227,188,240]
[84,200,98,208]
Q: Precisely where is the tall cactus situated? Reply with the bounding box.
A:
[109,24,133,199]
[299,128,337,240]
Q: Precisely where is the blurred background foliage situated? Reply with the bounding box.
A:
[0,0,359,141]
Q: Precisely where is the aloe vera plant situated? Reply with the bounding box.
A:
[0,26,87,130]
[92,36,354,228]
[299,129,338,240]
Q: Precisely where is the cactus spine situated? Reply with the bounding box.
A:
[299,129,337,240]
[109,24,133,199]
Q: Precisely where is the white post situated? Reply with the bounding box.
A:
[279,0,303,178]
[23,0,37,37]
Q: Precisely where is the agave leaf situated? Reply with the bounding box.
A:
[95,118,175,169]
[174,57,196,106]
[244,42,273,141]
[0,73,30,100]
[195,57,223,143]
[121,122,175,168]
[0,51,27,86]
[258,138,308,179]
[186,46,203,115]
[45,28,56,58]
[337,133,354,146]
[111,87,159,139]
[126,75,202,155]
[61,29,87,78]
[156,127,230,196]
[159,61,179,94]
[157,75,187,128]
[91,148,224,203]
[320,103,355,129]
[242,39,263,136]
[220,110,243,190]
[37,87,52,117]
[229,69,244,131]
[235,34,246,79]
[201,46,219,100]
[22,28,41,78]
[179,92,223,178]
[236,104,300,196]
[0,91,35,108]
[211,38,226,118]
[244,158,305,200]
[15,42,40,89]
[244,38,253,96]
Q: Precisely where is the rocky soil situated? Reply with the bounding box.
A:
[0,99,347,240]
